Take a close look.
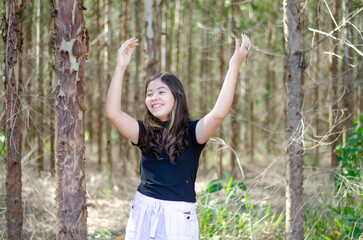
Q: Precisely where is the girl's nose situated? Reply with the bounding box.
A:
[151,94,159,101]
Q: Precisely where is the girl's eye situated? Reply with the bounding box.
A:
[159,91,165,94]
[146,93,153,97]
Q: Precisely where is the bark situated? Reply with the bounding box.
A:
[96,0,103,168]
[264,0,274,154]
[36,0,44,173]
[199,0,209,115]
[4,1,24,239]
[51,0,89,238]
[144,0,162,79]
[329,0,340,168]
[105,0,113,178]
[165,0,174,72]
[199,0,210,169]
[133,0,142,176]
[22,0,33,154]
[49,32,55,174]
[283,0,304,239]
[342,0,353,138]
[216,0,225,179]
[228,0,239,177]
[249,88,254,161]
[244,74,253,161]
[311,2,320,165]
[357,63,363,117]
[120,0,130,171]
[174,0,182,77]
[186,0,193,100]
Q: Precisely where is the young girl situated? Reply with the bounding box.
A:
[106,33,251,240]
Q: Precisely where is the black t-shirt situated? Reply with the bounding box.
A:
[133,120,206,202]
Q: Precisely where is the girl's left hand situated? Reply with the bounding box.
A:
[229,33,251,68]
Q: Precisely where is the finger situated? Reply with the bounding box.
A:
[121,38,137,47]
[241,33,250,51]
[241,33,247,48]
[120,39,139,52]
[245,36,251,51]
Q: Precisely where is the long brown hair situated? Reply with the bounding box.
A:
[139,73,190,163]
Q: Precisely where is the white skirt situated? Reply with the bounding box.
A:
[125,191,199,240]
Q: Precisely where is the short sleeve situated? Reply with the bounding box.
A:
[131,120,145,146]
[188,120,207,149]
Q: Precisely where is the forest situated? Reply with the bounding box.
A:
[0,0,362,239]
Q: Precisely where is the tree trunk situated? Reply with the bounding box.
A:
[186,0,194,101]
[120,0,130,173]
[264,0,274,154]
[199,0,210,169]
[357,63,363,117]
[49,32,55,174]
[283,0,304,239]
[165,0,174,72]
[329,0,340,168]
[249,90,254,161]
[5,1,24,239]
[133,0,142,176]
[174,0,182,78]
[105,0,113,181]
[311,2,321,166]
[217,0,225,179]
[51,0,89,238]
[342,0,353,139]
[22,0,33,156]
[36,0,44,173]
[96,0,103,168]
[144,0,162,79]
[228,0,239,177]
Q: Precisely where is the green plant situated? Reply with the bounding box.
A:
[0,134,6,158]
[334,114,363,195]
[326,114,363,239]
[197,173,284,239]
[87,228,119,240]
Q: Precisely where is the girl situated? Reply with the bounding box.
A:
[106,33,251,240]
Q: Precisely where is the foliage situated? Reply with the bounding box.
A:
[87,228,121,240]
[197,173,284,239]
[304,194,363,240]
[334,114,363,196]
[328,114,363,239]
[0,134,5,158]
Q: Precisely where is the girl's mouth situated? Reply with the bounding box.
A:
[152,103,162,109]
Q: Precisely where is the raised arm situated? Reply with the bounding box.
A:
[106,37,140,144]
[196,33,251,144]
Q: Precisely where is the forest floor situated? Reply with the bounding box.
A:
[0,146,216,240]
[0,143,335,240]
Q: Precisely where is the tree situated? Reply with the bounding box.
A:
[329,0,340,168]
[51,0,89,238]
[96,0,104,168]
[4,1,24,239]
[144,0,162,78]
[217,0,225,179]
[36,0,44,173]
[283,0,305,239]
[342,0,353,138]
[311,1,321,165]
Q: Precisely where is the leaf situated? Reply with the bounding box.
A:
[320,234,332,240]
[225,177,233,197]
[205,179,223,193]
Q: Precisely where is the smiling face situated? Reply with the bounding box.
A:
[145,78,175,122]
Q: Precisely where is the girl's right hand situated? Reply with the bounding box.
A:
[117,37,139,69]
